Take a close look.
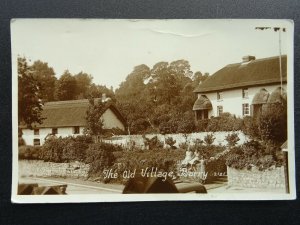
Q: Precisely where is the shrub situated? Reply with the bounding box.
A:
[225,133,240,147]
[73,135,93,144]
[62,141,89,162]
[193,144,225,159]
[40,137,72,162]
[165,137,176,149]
[18,137,26,146]
[176,118,195,134]
[195,119,209,132]
[143,135,164,150]
[225,140,279,170]
[205,113,243,132]
[19,146,41,160]
[259,103,287,144]
[242,116,259,139]
[204,133,215,146]
[85,143,116,177]
[111,148,186,183]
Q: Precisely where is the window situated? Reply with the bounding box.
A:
[73,126,80,134]
[217,106,223,116]
[33,138,40,146]
[34,129,39,135]
[217,92,223,100]
[52,128,58,135]
[242,88,249,98]
[242,103,250,116]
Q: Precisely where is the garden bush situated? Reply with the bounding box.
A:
[19,145,41,160]
[195,119,209,132]
[85,143,116,178]
[205,113,243,132]
[225,133,240,147]
[203,133,215,146]
[143,135,164,150]
[165,137,176,149]
[110,148,185,184]
[18,137,26,146]
[225,140,283,171]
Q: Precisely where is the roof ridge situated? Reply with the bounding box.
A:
[45,98,101,106]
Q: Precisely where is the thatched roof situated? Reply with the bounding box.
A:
[252,88,270,105]
[193,95,212,110]
[32,98,126,128]
[194,55,287,93]
[267,87,287,104]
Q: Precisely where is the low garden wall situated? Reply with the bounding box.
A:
[104,131,248,149]
[19,160,90,179]
[227,166,286,189]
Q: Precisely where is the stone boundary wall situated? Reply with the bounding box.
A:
[19,160,90,178]
[227,166,285,189]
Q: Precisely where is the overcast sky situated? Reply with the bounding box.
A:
[11,19,292,89]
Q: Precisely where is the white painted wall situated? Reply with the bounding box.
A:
[21,126,85,146]
[101,108,125,130]
[198,84,287,118]
[21,108,125,146]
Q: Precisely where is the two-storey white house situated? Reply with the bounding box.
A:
[193,55,287,120]
[21,97,127,146]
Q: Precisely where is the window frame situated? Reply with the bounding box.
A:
[33,138,40,146]
[73,126,80,134]
[217,91,223,101]
[34,128,39,136]
[217,105,223,116]
[242,88,249,99]
[52,128,58,135]
[242,103,250,116]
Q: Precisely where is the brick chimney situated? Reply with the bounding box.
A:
[101,93,107,102]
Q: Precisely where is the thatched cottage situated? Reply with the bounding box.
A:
[193,55,287,120]
[21,97,126,146]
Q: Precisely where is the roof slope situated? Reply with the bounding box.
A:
[194,55,287,93]
[33,98,126,128]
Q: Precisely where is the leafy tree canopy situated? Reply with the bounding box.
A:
[18,57,44,128]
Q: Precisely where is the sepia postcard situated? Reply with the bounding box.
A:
[11,19,296,203]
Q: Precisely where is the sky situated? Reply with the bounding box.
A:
[11,19,292,89]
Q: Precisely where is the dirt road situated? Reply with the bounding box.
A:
[19,177,124,194]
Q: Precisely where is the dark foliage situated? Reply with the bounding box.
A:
[19,146,41,160]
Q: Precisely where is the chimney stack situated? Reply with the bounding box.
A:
[242,55,256,63]
[101,93,107,102]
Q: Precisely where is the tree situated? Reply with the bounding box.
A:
[18,57,44,128]
[84,98,105,136]
[192,71,209,87]
[87,84,116,102]
[74,72,93,99]
[55,70,77,100]
[31,60,57,102]
[115,59,203,134]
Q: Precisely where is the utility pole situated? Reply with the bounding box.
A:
[255,27,286,95]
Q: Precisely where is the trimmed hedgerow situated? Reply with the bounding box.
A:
[225,140,284,171]
[19,145,41,160]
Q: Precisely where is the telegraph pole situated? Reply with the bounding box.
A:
[255,27,286,95]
